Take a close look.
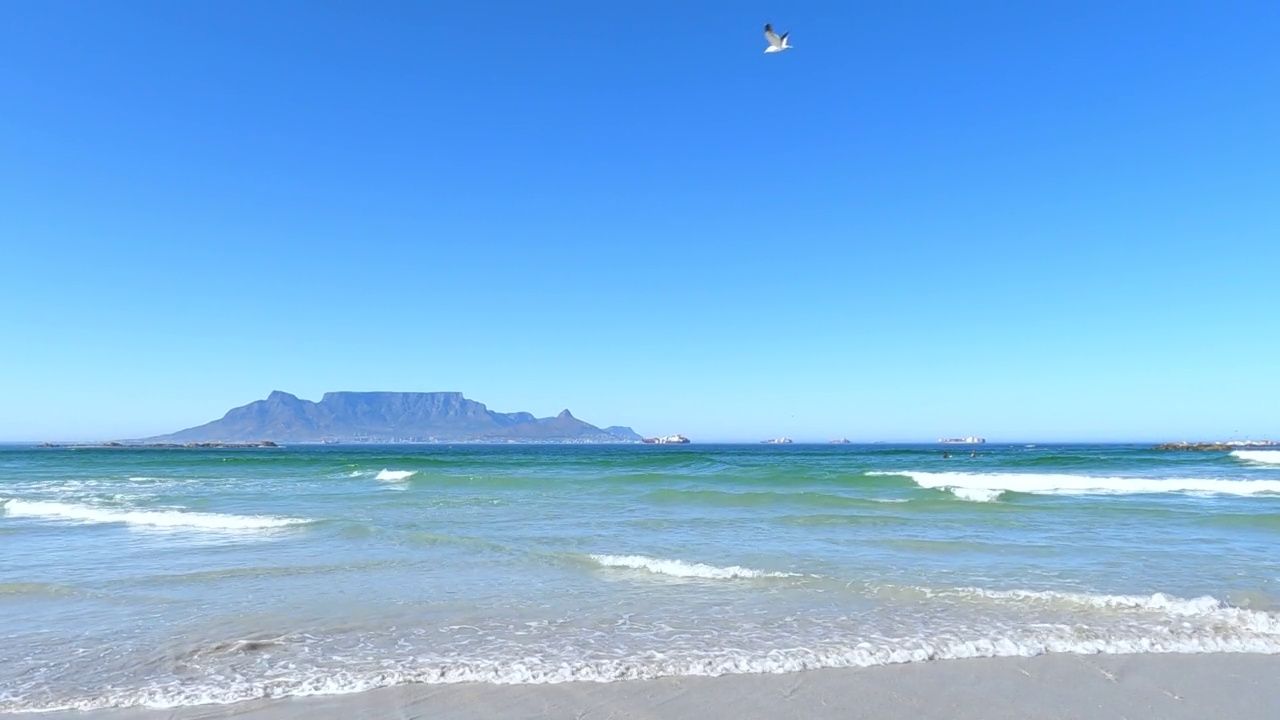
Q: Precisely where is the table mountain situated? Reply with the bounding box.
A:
[147,391,642,444]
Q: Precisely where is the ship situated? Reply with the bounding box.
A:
[643,434,690,444]
[762,437,793,444]
[939,436,986,444]
[830,438,852,444]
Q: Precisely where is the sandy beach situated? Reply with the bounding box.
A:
[25,653,1279,720]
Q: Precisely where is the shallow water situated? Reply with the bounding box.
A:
[2,443,1278,712]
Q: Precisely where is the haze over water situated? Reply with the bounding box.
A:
[3,443,1280,713]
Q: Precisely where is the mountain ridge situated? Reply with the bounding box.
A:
[147,391,642,444]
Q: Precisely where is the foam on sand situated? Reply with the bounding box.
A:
[870,471,1280,498]
[0,499,311,531]
[1233,450,1280,466]
[7,595,1280,713]
[589,554,800,580]
[375,470,418,482]
[17,654,1277,719]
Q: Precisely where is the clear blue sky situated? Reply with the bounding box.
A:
[1,1,1277,442]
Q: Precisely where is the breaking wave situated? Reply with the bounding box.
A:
[869,471,1280,498]
[375,470,417,482]
[4,584,1278,713]
[588,554,802,580]
[926,587,1280,633]
[0,499,311,531]
[1233,451,1280,466]
[949,487,1004,502]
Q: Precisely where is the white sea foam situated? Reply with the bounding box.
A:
[589,554,800,580]
[869,471,1280,497]
[375,470,417,482]
[1233,450,1280,466]
[926,587,1280,634]
[0,499,311,531]
[949,487,1004,502]
[7,592,1280,713]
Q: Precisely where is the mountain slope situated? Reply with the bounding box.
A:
[148,391,641,443]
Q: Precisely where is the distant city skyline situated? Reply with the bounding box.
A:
[2,2,1277,442]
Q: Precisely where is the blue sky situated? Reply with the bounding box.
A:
[1,1,1277,442]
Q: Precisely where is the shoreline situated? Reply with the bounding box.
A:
[17,652,1280,719]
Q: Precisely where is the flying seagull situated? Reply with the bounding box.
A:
[763,23,791,53]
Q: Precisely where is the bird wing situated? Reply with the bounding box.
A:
[779,31,789,44]
[764,24,783,47]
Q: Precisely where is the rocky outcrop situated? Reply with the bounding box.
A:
[1154,442,1233,451]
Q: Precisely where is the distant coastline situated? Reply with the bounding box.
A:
[39,441,280,449]
[13,438,1278,449]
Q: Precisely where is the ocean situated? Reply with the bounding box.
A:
[2,443,1279,713]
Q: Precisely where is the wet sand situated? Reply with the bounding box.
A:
[27,653,1280,720]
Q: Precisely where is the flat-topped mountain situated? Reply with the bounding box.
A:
[147,391,642,444]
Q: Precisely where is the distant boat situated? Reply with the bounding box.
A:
[939,437,985,444]
[643,434,690,444]
[762,437,793,444]
[830,438,851,444]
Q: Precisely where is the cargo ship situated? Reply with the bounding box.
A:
[939,437,986,444]
[643,434,690,444]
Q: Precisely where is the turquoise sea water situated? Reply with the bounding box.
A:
[2,443,1280,712]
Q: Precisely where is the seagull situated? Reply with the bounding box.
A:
[763,23,792,53]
